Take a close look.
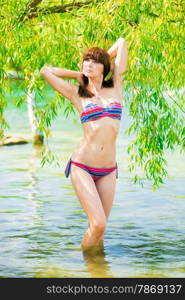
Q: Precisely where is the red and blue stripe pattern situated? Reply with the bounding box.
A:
[80,102,123,123]
[65,158,118,181]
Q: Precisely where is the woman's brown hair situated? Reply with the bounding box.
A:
[78,47,114,98]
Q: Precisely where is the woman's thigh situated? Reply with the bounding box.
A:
[70,164,106,225]
[95,169,117,220]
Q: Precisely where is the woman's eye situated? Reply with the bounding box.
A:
[85,59,96,63]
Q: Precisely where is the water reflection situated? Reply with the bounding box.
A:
[26,144,45,228]
[82,244,114,278]
[27,144,42,200]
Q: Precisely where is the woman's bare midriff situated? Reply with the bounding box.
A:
[71,117,121,167]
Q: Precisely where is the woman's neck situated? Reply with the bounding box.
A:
[87,75,103,95]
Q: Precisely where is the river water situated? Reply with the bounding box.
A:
[0,101,185,278]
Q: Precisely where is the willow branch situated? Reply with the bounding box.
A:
[19,0,93,22]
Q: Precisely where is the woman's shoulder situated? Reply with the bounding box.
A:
[72,92,89,113]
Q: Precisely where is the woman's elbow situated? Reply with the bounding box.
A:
[40,66,46,76]
[40,66,51,76]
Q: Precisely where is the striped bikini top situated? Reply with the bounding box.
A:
[80,101,123,123]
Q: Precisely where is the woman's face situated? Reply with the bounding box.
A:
[82,58,104,78]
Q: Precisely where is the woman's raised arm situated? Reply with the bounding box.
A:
[40,66,82,104]
[107,37,128,86]
[40,66,80,79]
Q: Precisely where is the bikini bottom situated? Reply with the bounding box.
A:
[64,158,118,181]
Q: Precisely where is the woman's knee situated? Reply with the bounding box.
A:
[91,219,106,235]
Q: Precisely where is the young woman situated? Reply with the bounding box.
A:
[40,37,128,251]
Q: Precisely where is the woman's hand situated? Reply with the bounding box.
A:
[76,72,84,85]
[107,37,126,60]
[117,37,125,45]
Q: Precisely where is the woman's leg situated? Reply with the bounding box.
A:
[70,164,107,250]
[95,169,117,240]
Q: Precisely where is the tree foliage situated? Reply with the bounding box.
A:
[0,0,185,190]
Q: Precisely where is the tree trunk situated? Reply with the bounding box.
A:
[26,87,44,145]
